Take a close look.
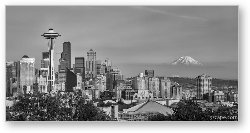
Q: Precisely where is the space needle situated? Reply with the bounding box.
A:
[42,28,61,92]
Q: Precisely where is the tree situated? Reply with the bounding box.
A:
[7,93,111,121]
[171,100,211,121]
[170,100,238,121]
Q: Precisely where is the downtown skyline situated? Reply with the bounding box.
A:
[6,6,238,79]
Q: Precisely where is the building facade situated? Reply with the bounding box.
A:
[6,61,18,96]
[148,77,160,98]
[196,74,212,100]
[133,73,147,90]
[86,49,96,79]
[38,68,49,93]
[170,82,182,100]
[96,75,106,92]
[212,90,225,103]
[96,60,102,76]
[74,57,85,81]
[58,42,71,71]
[65,68,77,92]
[19,55,35,94]
[159,77,171,99]
[41,52,49,68]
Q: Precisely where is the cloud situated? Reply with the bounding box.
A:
[131,6,207,21]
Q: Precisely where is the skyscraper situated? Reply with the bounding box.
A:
[86,49,96,79]
[58,42,71,71]
[74,57,85,81]
[96,60,102,76]
[19,55,35,94]
[106,72,114,92]
[148,77,160,98]
[6,61,18,96]
[104,58,112,73]
[196,74,212,100]
[65,68,77,92]
[100,58,112,75]
[170,82,182,100]
[42,52,49,59]
[41,52,49,68]
[133,73,146,90]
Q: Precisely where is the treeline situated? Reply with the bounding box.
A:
[149,100,238,121]
[6,93,111,121]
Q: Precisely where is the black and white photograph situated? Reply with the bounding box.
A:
[5,6,238,121]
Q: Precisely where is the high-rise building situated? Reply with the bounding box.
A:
[65,68,77,92]
[38,68,49,93]
[100,58,112,75]
[57,42,71,91]
[165,78,171,99]
[145,70,154,78]
[42,52,49,59]
[6,61,18,96]
[157,77,171,99]
[63,42,71,68]
[74,73,83,90]
[58,72,66,85]
[170,82,182,99]
[41,52,49,68]
[133,73,146,90]
[196,74,212,100]
[106,67,123,94]
[58,42,71,71]
[104,58,112,73]
[111,67,123,80]
[86,49,96,79]
[38,52,50,93]
[96,75,107,92]
[74,57,85,81]
[148,77,160,98]
[133,74,153,100]
[96,60,102,76]
[19,55,35,94]
[106,72,114,92]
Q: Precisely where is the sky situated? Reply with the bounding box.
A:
[6,6,238,79]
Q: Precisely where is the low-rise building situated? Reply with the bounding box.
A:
[212,90,225,103]
[119,100,173,121]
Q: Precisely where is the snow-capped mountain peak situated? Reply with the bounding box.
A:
[171,56,202,65]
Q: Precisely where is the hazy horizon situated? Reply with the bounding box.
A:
[6,6,238,80]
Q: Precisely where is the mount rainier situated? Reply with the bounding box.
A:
[171,56,203,66]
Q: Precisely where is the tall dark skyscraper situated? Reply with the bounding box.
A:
[58,42,71,71]
[74,57,85,81]
[65,68,77,92]
[62,42,71,68]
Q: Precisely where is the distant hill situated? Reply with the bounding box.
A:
[168,77,238,89]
